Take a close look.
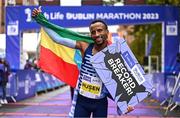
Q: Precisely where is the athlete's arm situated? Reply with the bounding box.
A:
[32,7,76,48]
[43,27,76,48]
[32,7,89,52]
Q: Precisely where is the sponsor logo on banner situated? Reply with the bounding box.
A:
[122,51,135,68]
[166,21,178,36]
[122,51,145,85]
[25,74,31,94]
[24,8,32,22]
[7,20,19,36]
[131,65,145,85]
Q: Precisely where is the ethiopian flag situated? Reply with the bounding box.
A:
[39,28,79,88]
[35,13,94,88]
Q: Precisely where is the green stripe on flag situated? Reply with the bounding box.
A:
[34,13,94,43]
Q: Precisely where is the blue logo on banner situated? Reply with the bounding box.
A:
[169,27,175,32]
[122,51,135,68]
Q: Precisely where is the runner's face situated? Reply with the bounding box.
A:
[90,22,109,45]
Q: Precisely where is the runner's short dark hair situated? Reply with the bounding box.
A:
[90,19,108,30]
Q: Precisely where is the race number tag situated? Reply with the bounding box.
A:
[79,75,102,99]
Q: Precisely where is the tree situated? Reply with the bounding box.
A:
[130,24,162,67]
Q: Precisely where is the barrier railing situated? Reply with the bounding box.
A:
[1,70,179,115]
[0,70,65,103]
[147,72,180,115]
[164,72,180,115]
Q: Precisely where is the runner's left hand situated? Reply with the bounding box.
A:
[125,106,134,114]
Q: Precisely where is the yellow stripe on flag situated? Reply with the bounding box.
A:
[40,28,76,65]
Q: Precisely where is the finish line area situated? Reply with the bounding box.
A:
[0,85,179,118]
[0,5,179,117]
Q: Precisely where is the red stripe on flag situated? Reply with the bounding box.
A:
[38,46,79,88]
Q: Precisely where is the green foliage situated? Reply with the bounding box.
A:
[146,0,180,5]
[130,24,162,65]
[129,26,145,64]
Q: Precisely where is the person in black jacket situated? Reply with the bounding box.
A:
[0,58,10,104]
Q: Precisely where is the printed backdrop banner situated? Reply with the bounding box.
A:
[21,6,166,29]
[15,70,36,101]
[6,6,180,73]
[6,7,20,69]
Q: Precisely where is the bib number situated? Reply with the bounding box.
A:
[80,75,102,99]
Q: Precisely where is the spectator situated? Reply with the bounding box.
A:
[24,59,33,70]
[0,58,10,104]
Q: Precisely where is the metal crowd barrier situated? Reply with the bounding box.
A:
[6,72,17,102]
[163,72,180,115]
[2,70,179,115]
[148,72,180,115]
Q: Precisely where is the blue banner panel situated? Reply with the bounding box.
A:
[42,72,54,90]
[6,73,17,97]
[35,72,48,92]
[35,71,65,92]
[15,70,36,101]
[6,6,180,73]
[19,5,168,29]
[164,21,180,73]
[151,73,166,102]
[172,73,180,103]
[165,75,176,98]
[51,75,65,88]
[173,85,180,103]
[6,7,20,69]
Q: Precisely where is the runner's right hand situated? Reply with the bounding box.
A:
[32,6,42,18]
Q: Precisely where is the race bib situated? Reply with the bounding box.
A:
[79,75,102,99]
